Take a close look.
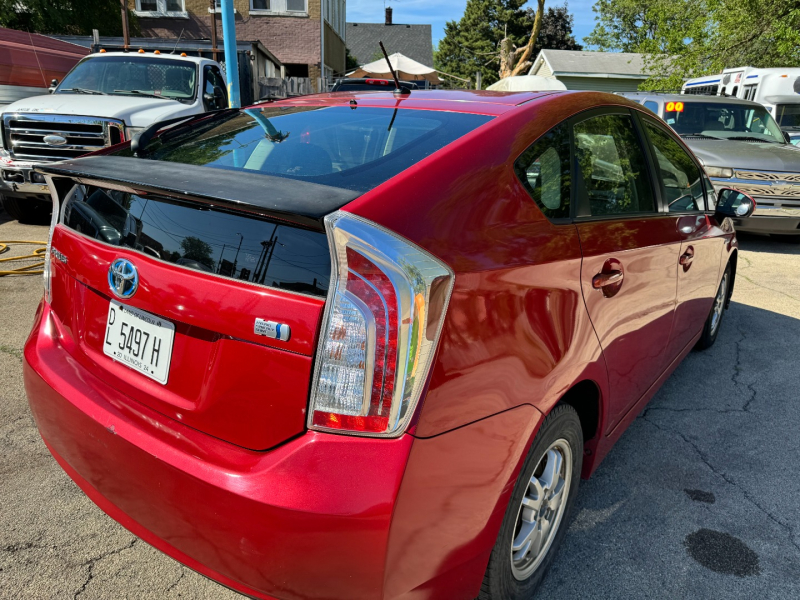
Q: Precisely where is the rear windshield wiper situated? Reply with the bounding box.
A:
[114,89,176,100]
[60,87,106,95]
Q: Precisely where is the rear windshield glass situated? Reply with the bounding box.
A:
[62,185,331,297]
[118,106,492,193]
[664,101,784,143]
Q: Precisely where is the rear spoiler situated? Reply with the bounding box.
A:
[37,155,361,231]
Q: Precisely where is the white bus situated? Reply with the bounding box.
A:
[682,67,800,137]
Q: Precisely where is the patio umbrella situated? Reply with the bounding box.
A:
[349,52,441,84]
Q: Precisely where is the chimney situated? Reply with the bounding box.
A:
[385,6,393,26]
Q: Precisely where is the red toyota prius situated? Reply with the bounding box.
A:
[24,90,754,599]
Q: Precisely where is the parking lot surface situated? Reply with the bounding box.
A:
[2,211,799,599]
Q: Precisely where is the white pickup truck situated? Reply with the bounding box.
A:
[0,50,228,222]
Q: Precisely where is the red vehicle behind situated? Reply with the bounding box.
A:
[24,90,753,599]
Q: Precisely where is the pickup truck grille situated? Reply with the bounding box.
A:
[2,113,124,162]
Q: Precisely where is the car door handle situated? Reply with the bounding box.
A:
[592,270,624,289]
[680,248,695,266]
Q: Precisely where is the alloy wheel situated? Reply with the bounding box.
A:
[510,438,573,580]
[710,272,729,335]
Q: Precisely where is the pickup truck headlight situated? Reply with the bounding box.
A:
[705,166,733,178]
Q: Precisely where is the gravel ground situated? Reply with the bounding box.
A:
[1,208,799,599]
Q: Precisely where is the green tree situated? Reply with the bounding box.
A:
[586,0,800,90]
[345,47,359,71]
[180,236,214,269]
[0,0,139,36]
[435,1,582,88]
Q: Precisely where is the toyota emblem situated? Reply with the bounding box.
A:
[108,258,139,299]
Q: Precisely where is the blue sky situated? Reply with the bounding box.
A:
[346,0,598,47]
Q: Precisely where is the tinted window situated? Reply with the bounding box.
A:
[514,122,571,220]
[574,114,655,216]
[58,56,197,103]
[775,104,800,128]
[702,172,717,210]
[643,120,704,212]
[123,107,492,193]
[62,185,331,297]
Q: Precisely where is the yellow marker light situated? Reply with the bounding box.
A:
[154,50,161,55]
[99,48,106,53]
[138,48,145,54]
[181,52,187,57]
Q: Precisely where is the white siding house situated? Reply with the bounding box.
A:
[529,50,654,92]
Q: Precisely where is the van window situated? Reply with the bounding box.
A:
[643,101,659,114]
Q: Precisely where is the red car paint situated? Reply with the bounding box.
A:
[24,90,738,599]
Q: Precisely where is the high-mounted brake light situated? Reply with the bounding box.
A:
[309,212,454,437]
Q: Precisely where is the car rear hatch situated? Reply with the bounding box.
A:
[39,158,359,450]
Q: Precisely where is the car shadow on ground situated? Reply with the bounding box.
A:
[736,232,800,255]
[539,300,800,598]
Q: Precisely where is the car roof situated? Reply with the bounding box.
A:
[250,89,633,117]
[618,92,765,108]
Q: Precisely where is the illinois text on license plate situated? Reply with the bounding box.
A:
[104,301,175,384]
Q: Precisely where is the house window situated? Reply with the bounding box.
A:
[250,0,307,14]
[135,0,187,16]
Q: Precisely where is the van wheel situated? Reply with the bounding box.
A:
[1,196,52,224]
[478,404,583,600]
[696,263,731,350]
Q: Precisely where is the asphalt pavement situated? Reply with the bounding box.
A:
[1,210,799,599]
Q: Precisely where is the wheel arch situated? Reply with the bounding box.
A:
[554,379,602,444]
[726,248,738,308]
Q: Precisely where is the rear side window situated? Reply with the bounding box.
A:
[62,185,331,297]
[643,101,659,114]
[125,107,492,193]
[642,119,704,212]
[574,114,655,216]
[514,122,571,220]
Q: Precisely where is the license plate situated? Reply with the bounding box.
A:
[103,301,175,384]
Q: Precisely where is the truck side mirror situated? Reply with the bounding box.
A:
[49,78,59,93]
[783,131,792,144]
[715,188,756,219]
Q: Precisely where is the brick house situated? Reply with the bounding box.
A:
[129,0,346,83]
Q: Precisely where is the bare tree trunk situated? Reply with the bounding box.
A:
[498,0,546,79]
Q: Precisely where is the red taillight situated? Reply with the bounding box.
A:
[365,79,390,85]
[309,212,454,437]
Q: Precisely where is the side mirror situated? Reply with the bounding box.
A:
[49,78,58,93]
[715,187,756,219]
[783,131,792,144]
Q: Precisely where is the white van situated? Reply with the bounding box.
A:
[682,67,800,137]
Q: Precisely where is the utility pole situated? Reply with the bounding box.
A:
[232,233,244,275]
[119,0,130,51]
[219,0,240,107]
[209,0,218,63]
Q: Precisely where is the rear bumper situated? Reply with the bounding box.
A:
[24,304,413,600]
[0,159,52,199]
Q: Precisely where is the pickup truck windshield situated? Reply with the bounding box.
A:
[666,101,785,143]
[57,56,197,103]
[125,106,492,193]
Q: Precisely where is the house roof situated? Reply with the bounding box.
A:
[345,23,434,68]
[532,50,653,79]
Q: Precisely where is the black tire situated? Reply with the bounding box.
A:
[1,196,52,224]
[478,404,583,600]
[696,263,732,350]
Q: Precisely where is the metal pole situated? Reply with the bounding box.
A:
[120,0,130,50]
[319,0,325,92]
[209,0,218,62]
[220,0,240,107]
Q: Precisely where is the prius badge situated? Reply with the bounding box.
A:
[108,258,139,299]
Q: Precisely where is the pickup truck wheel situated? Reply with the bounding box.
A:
[478,404,583,600]
[696,263,731,350]
[1,196,51,225]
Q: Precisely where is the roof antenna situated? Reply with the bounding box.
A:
[171,28,185,54]
[379,41,410,95]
